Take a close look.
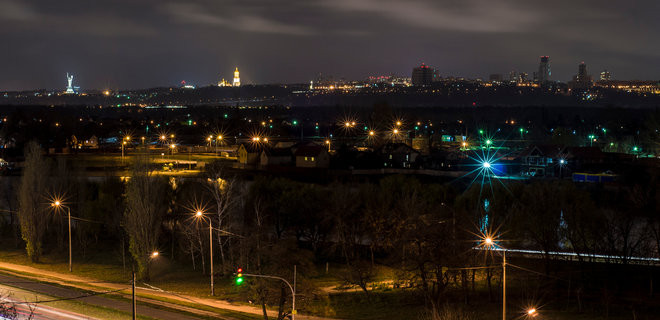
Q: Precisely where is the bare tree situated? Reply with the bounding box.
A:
[123,154,168,280]
[0,292,18,320]
[204,161,239,273]
[18,141,50,262]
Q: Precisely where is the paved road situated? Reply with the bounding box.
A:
[0,261,333,320]
[0,274,200,320]
[2,294,92,320]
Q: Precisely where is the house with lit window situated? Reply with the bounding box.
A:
[237,143,263,165]
[377,143,420,169]
[294,145,329,168]
[518,145,564,177]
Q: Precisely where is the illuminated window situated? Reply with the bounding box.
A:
[304,156,308,161]
[311,157,315,161]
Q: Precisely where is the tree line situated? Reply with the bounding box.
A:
[1,141,659,317]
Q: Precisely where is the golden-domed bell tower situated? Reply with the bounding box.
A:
[233,67,241,87]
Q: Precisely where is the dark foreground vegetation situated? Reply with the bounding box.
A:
[1,140,659,319]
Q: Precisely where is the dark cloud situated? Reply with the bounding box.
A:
[0,0,658,90]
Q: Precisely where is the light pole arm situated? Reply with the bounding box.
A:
[242,273,296,319]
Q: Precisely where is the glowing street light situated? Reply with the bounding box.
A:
[369,130,375,136]
[193,210,215,296]
[131,250,161,319]
[482,235,506,320]
[52,200,73,272]
[527,308,538,317]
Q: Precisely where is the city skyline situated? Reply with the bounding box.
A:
[1,0,659,90]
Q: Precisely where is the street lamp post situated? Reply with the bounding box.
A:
[195,211,214,296]
[52,201,72,272]
[241,268,297,320]
[216,135,222,156]
[559,159,566,178]
[484,237,506,320]
[132,251,160,320]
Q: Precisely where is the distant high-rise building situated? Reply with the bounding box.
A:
[577,62,588,81]
[600,70,611,81]
[518,72,529,83]
[568,62,593,90]
[233,67,241,87]
[411,63,436,86]
[489,74,504,82]
[509,71,517,82]
[537,56,551,84]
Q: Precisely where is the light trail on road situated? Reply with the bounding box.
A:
[475,247,660,265]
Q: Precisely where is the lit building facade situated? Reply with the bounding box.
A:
[600,70,611,81]
[233,67,241,87]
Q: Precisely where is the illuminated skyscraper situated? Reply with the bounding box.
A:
[537,56,551,84]
[233,67,241,87]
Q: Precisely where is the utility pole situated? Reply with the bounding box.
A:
[502,250,506,320]
[67,206,72,272]
[210,221,214,296]
[132,270,136,320]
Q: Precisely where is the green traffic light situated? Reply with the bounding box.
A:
[236,277,243,285]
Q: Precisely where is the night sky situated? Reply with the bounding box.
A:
[1,0,658,90]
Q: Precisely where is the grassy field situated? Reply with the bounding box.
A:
[1,246,659,320]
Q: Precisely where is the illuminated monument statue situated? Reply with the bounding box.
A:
[65,73,75,94]
[233,67,240,87]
